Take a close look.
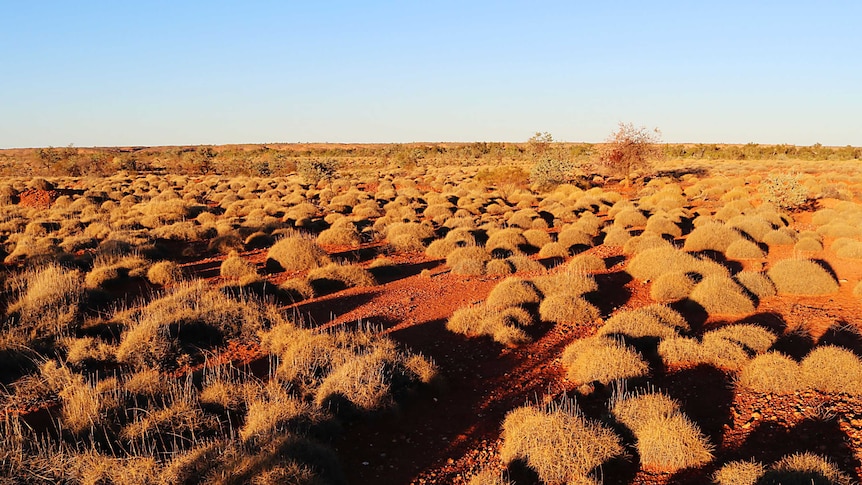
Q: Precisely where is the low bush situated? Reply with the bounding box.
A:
[767,259,839,295]
[713,459,765,485]
[538,294,600,324]
[734,271,776,298]
[801,345,862,395]
[650,272,695,303]
[682,222,742,253]
[147,260,184,286]
[610,392,713,472]
[689,274,756,316]
[446,245,491,275]
[759,173,809,211]
[725,239,766,259]
[561,336,649,385]
[627,246,726,282]
[266,235,331,272]
[738,351,802,394]
[500,399,623,483]
[759,452,854,485]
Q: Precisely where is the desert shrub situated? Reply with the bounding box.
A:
[532,270,598,298]
[557,226,594,252]
[644,215,683,238]
[146,260,184,286]
[64,336,116,368]
[317,221,361,247]
[6,264,84,341]
[306,263,375,294]
[713,459,765,485]
[622,232,673,255]
[835,240,862,259]
[794,236,824,252]
[683,221,742,253]
[447,304,534,346]
[759,173,809,210]
[602,225,633,247]
[610,392,713,472]
[561,336,649,385]
[279,278,316,302]
[738,351,802,394]
[758,452,855,485]
[500,399,623,483]
[446,245,491,275]
[115,282,276,369]
[708,323,777,354]
[597,305,688,341]
[597,122,662,177]
[521,228,552,250]
[529,158,577,190]
[650,272,695,303]
[726,215,776,242]
[734,271,777,298]
[762,228,797,246]
[485,278,541,311]
[297,158,338,184]
[468,469,513,485]
[538,294,600,324]
[613,208,648,229]
[725,239,766,259]
[767,259,839,295]
[801,345,862,395]
[315,344,435,413]
[486,228,527,254]
[568,253,606,273]
[387,221,433,252]
[85,254,150,289]
[689,274,756,316]
[59,375,122,434]
[266,234,331,272]
[536,241,567,259]
[221,252,261,283]
[627,246,726,282]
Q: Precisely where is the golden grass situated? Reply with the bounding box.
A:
[538,294,600,324]
[146,260,184,286]
[467,469,513,485]
[266,234,331,271]
[725,239,766,259]
[738,351,802,394]
[597,305,687,340]
[649,272,695,303]
[767,259,839,295]
[610,392,713,472]
[561,337,649,385]
[568,253,606,273]
[6,263,83,340]
[500,400,623,484]
[626,246,726,282]
[220,252,261,282]
[800,345,862,395]
[761,452,854,485]
[689,274,756,316]
[447,304,534,346]
[734,271,777,298]
[682,221,741,253]
[446,245,491,275]
[485,277,541,311]
[713,459,765,485]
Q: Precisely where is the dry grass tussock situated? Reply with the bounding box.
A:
[447,304,534,346]
[597,305,688,340]
[561,336,649,385]
[6,263,83,341]
[266,233,331,271]
[500,399,623,484]
[659,324,776,371]
[716,452,854,485]
[626,246,727,282]
[738,351,803,394]
[800,345,862,395]
[689,274,756,316]
[610,391,713,472]
[115,281,281,369]
[767,258,839,295]
[468,469,513,485]
[260,322,437,410]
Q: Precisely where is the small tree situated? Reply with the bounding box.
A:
[527,131,554,158]
[597,123,662,177]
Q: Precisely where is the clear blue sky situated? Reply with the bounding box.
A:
[2,1,860,148]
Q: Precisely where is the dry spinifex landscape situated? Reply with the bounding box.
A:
[2,133,862,485]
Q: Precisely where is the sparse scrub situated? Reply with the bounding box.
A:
[650,272,695,303]
[759,173,809,210]
[147,260,184,285]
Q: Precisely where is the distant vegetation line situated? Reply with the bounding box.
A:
[0,141,859,177]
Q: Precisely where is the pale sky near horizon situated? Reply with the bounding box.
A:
[2,1,860,148]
